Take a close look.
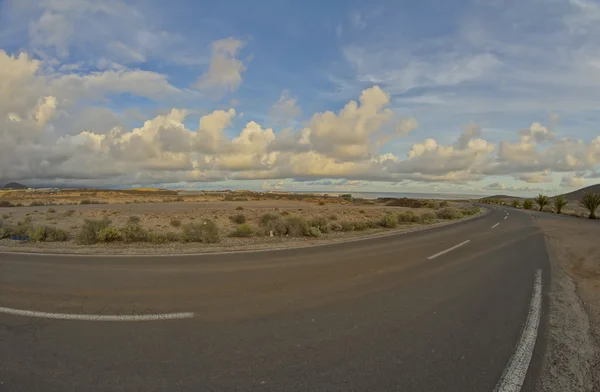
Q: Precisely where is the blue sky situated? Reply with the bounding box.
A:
[0,0,599,196]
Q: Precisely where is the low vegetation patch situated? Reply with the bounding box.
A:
[182,220,220,243]
[170,218,181,227]
[77,218,111,245]
[230,214,246,224]
[259,213,279,226]
[436,208,463,220]
[29,226,69,242]
[310,216,329,233]
[230,223,254,237]
[121,223,150,243]
[96,226,123,243]
[397,211,420,223]
[380,214,398,228]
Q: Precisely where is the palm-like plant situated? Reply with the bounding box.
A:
[552,195,568,214]
[580,192,600,219]
[523,199,534,210]
[533,194,550,211]
[511,200,520,208]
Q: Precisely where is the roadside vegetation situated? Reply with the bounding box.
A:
[580,192,600,219]
[534,194,550,211]
[553,195,568,214]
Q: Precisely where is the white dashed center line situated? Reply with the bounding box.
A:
[0,307,194,321]
[492,223,500,229]
[427,240,471,260]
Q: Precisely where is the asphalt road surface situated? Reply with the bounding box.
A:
[0,206,550,392]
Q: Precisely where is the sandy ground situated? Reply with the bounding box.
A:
[535,214,600,391]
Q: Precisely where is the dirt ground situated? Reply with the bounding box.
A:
[535,214,600,391]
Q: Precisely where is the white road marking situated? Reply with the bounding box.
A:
[504,216,508,220]
[492,223,500,228]
[0,307,194,321]
[493,269,542,392]
[427,240,470,260]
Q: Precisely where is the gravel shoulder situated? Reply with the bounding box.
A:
[535,214,600,391]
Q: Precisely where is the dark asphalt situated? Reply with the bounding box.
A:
[0,206,550,392]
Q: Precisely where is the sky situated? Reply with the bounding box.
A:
[0,0,599,196]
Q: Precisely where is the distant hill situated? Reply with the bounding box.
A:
[481,194,521,200]
[560,183,600,201]
[2,182,27,189]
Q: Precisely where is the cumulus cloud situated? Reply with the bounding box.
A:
[560,173,586,188]
[271,90,301,125]
[194,38,246,93]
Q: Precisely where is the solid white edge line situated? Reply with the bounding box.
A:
[426,240,470,260]
[492,223,500,228]
[0,306,194,321]
[493,269,542,392]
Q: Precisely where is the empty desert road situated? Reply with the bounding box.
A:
[0,207,550,392]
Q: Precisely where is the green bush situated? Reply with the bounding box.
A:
[77,218,111,244]
[230,223,254,237]
[29,226,69,242]
[259,213,279,226]
[427,201,438,209]
[285,217,309,237]
[380,214,398,228]
[580,192,600,219]
[121,223,150,243]
[182,220,220,243]
[553,195,568,214]
[353,221,369,231]
[511,200,520,208]
[397,211,420,223]
[420,211,437,222]
[439,201,449,208]
[308,227,321,237]
[96,226,122,243]
[460,207,480,216]
[310,216,329,233]
[170,218,181,227]
[230,214,246,224]
[436,208,463,220]
[523,200,534,210]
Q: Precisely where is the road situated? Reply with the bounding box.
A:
[0,206,550,392]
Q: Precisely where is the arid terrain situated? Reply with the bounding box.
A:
[0,189,479,254]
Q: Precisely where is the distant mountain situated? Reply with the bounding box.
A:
[2,182,27,189]
[560,183,600,201]
[481,194,521,200]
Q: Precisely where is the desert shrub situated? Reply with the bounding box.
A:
[533,194,550,211]
[235,206,244,211]
[280,211,290,216]
[47,208,56,213]
[359,210,365,214]
[175,197,184,202]
[436,208,463,220]
[0,226,13,239]
[380,214,398,228]
[319,201,326,206]
[285,217,309,237]
[77,218,111,244]
[329,222,343,232]
[29,201,45,207]
[64,210,76,217]
[310,216,329,233]
[29,226,69,242]
[439,201,449,208]
[353,221,369,231]
[397,211,420,223]
[511,200,520,208]
[427,201,438,209]
[230,214,246,224]
[308,227,321,237]
[340,221,355,232]
[460,207,480,216]
[259,213,279,226]
[420,211,437,222]
[224,195,234,201]
[127,216,141,224]
[264,217,288,236]
[328,214,338,221]
[523,200,534,210]
[121,223,149,243]
[1,214,8,219]
[580,192,600,219]
[96,226,123,243]
[170,218,181,227]
[150,232,180,244]
[0,201,13,207]
[182,220,220,243]
[230,223,254,237]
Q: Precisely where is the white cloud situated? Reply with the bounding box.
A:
[194,38,247,94]
[560,173,586,189]
[271,90,301,125]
